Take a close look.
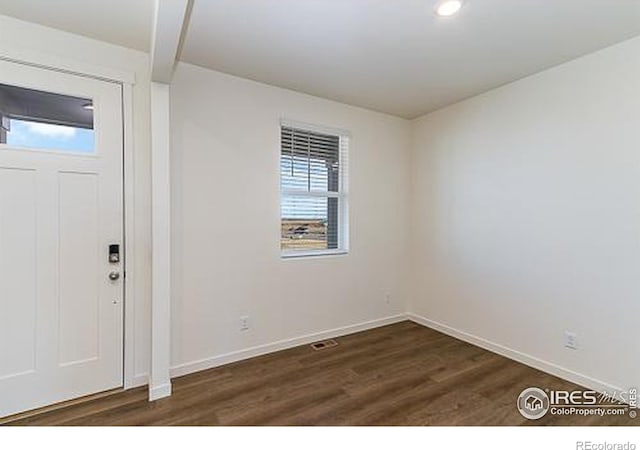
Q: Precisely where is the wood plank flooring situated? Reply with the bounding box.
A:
[3,321,637,426]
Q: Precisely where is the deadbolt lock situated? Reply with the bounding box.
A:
[109,244,120,263]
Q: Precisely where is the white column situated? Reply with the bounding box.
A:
[149,81,172,401]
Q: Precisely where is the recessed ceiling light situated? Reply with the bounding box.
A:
[83,103,94,110]
[434,0,464,17]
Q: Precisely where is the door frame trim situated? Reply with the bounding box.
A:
[0,50,140,392]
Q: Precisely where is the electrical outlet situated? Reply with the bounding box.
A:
[564,331,578,350]
[384,293,391,304]
[240,315,249,331]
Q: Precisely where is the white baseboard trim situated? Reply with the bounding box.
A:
[170,314,407,378]
[148,382,172,401]
[406,312,623,395]
[127,373,149,389]
[168,311,622,398]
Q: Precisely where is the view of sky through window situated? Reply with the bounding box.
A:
[6,119,94,153]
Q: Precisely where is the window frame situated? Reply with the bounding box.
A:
[280,119,350,259]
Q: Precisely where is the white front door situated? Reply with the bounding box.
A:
[0,60,124,417]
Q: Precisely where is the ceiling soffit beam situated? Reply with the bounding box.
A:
[150,0,192,83]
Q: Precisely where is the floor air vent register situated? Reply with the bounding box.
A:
[310,339,339,351]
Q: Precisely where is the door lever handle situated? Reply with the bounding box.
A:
[108,271,120,281]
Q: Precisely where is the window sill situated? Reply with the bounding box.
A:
[281,249,348,260]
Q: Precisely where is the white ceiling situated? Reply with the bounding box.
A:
[1,0,639,118]
[181,0,640,118]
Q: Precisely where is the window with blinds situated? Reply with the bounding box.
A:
[280,122,349,257]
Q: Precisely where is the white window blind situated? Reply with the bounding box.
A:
[280,123,349,257]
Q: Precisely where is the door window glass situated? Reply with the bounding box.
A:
[0,83,94,153]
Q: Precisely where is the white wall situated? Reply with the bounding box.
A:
[410,36,640,391]
[169,63,411,373]
[0,15,153,386]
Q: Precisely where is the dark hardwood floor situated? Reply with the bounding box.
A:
[3,321,637,426]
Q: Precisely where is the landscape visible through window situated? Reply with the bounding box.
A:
[280,125,343,254]
[281,196,338,251]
